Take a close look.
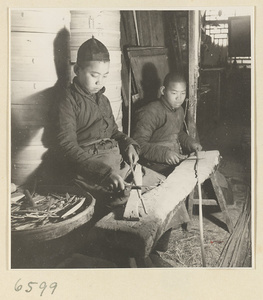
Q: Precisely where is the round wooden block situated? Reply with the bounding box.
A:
[11,32,56,57]
[11,126,45,146]
[11,9,70,33]
[11,160,42,185]
[11,81,55,104]
[70,30,120,51]
[70,10,120,32]
[11,104,50,127]
[11,56,58,82]
[12,145,47,161]
[70,50,121,64]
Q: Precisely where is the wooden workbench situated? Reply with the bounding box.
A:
[85,151,221,262]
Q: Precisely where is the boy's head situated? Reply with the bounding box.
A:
[160,73,187,109]
[74,37,110,94]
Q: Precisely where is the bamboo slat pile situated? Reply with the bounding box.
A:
[11,190,87,231]
[217,188,251,267]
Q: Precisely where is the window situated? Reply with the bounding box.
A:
[203,8,251,66]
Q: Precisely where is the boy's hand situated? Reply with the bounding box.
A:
[191,142,202,152]
[126,144,139,166]
[165,151,187,165]
[104,172,125,192]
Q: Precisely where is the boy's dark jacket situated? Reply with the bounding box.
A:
[132,98,195,163]
[50,77,138,183]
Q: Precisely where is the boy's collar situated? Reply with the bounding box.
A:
[73,76,105,97]
[161,96,178,112]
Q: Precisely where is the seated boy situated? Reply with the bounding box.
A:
[46,37,139,201]
[132,72,202,176]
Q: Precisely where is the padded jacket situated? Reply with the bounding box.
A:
[51,77,138,183]
[132,97,195,163]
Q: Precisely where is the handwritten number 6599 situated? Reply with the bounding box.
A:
[15,279,57,296]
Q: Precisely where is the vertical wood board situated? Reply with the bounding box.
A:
[128,48,169,101]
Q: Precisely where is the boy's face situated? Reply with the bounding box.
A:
[76,61,110,94]
[163,81,187,109]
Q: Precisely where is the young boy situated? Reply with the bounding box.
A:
[132,72,202,175]
[48,37,139,195]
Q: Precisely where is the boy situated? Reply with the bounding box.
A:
[132,72,202,175]
[48,37,139,196]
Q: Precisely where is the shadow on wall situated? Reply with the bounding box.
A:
[42,27,71,148]
[128,62,161,135]
[140,62,161,106]
[11,28,71,187]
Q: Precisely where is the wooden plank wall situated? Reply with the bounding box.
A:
[120,10,165,132]
[11,10,122,185]
[11,9,71,185]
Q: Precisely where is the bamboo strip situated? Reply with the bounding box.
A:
[217,191,251,267]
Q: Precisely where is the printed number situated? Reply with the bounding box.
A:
[14,279,57,296]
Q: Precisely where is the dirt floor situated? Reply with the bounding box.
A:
[159,111,252,268]
[159,199,247,268]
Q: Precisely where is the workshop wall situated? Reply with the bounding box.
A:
[120,11,166,109]
[11,10,123,185]
[120,11,189,132]
[11,9,191,185]
[11,9,71,185]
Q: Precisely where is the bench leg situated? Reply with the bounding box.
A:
[210,172,234,233]
[188,189,195,220]
[186,189,195,230]
[154,229,172,252]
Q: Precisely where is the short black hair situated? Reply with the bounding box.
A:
[163,72,186,88]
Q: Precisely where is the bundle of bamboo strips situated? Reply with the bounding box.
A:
[217,188,251,267]
[11,191,87,230]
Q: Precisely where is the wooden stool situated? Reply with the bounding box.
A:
[188,170,234,233]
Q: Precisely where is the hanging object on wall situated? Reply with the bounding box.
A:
[70,10,123,129]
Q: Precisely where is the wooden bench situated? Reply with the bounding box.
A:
[85,150,233,265]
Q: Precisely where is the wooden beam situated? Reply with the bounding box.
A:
[188,11,200,140]
[210,173,234,233]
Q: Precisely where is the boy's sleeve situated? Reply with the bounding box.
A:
[105,97,140,154]
[132,109,171,163]
[55,97,113,183]
[111,129,140,154]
